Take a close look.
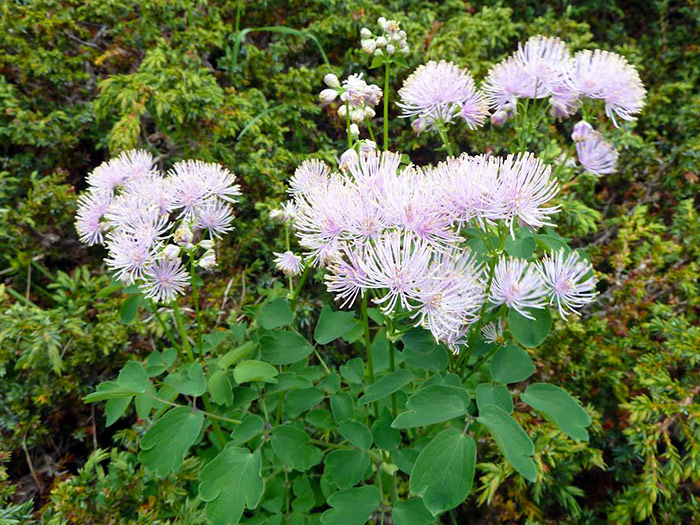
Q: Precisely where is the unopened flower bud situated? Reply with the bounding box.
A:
[199,249,217,269]
[386,44,395,55]
[351,108,365,124]
[337,105,347,119]
[364,107,376,119]
[324,73,340,88]
[411,117,428,135]
[377,17,387,30]
[173,226,193,246]
[319,88,338,104]
[361,39,376,54]
[360,28,372,39]
[349,123,360,138]
[572,120,594,142]
[200,239,215,250]
[490,109,509,127]
[374,48,383,57]
[339,148,359,171]
[163,244,180,260]
[375,36,387,47]
[399,30,406,39]
[359,140,377,153]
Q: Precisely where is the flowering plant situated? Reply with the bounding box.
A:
[82,19,644,525]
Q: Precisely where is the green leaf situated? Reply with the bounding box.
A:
[324,450,370,489]
[116,361,150,392]
[105,397,131,426]
[392,384,470,428]
[120,294,141,324]
[208,370,234,406]
[284,387,324,418]
[146,348,176,376]
[233,360,279,384]
[265,372,311,395]
[358,369,413,405]
[321,485,381,525]
[339,357,364,384]
[477,405,536,481]
[257,298,294,329]
[505,235,536,258]
[219,341,257,369]
[338,421,373,449]
[392,498,434,525]
[230,414,264,446]
[330,393,354,423]
[401,328,448,371]
[409,428,476,516]
[476,383,513,414]
[85,381,135,403]
[536,233,568,252]
[508,308,552,348]
[306,409,335,429]
[490,344,534,384]
[271,426,322,471]
[165,363,207,396]
[139,407,204,477]
[372,409,401,451]
[199,444,264,525]
[521,383,592,441]
[314,306,356,345]
[260,331,313,365]
[369,55,385,69]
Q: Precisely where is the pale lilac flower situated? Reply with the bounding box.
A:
[340,74,383,109]
[141,258,190,303]
[195,199,235,238]
[274,251,304,276]
[75,191,112,245]
[549,82,580,118]
[123,174,175,215]
[86,160,128,193]
[482,320,506,345]
[168,160,239,217]
[104,233,158,283]
[173,225,194,246]
[398,60,488,130]
[576,131,618,175]
[490,257,546,319]
[514,36,571,97]
[113,150,156,182]
[325,248,368,307]
[288,159,330,195]
[356,232,433,313]
[497,153,560,233]
[482,56,531,111]
[538,249,598,318]
[347,149,402,202]
[103,198,169,247]
[412,248,484,345]
[429,154,501,225]
[569,49,646,124]
[571,120,594,142]
[270,202,298,223]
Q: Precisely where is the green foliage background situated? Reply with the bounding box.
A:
[1,0,699,522]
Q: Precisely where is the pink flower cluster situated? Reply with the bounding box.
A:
[483,35,646,124]
[75,150,240,302]
[284,149,597,347]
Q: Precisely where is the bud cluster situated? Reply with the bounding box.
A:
[319,73,383,134]
[360,17,409,57]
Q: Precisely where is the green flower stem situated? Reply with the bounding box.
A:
[149,301,180,349]
[383,60,390,151]
[172,301,195,362]
[459,225,507,373]
[202,396,229,448]
[437,122,454,157]
[346,99,352,148]
[143,392,241,425]
[189,254,204,356]
[290,264,311,310]
[313,347,332,374]
[463,343,501,381]
[365,116,376,142]
[285,225,293,293]
[361,294,380,420]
